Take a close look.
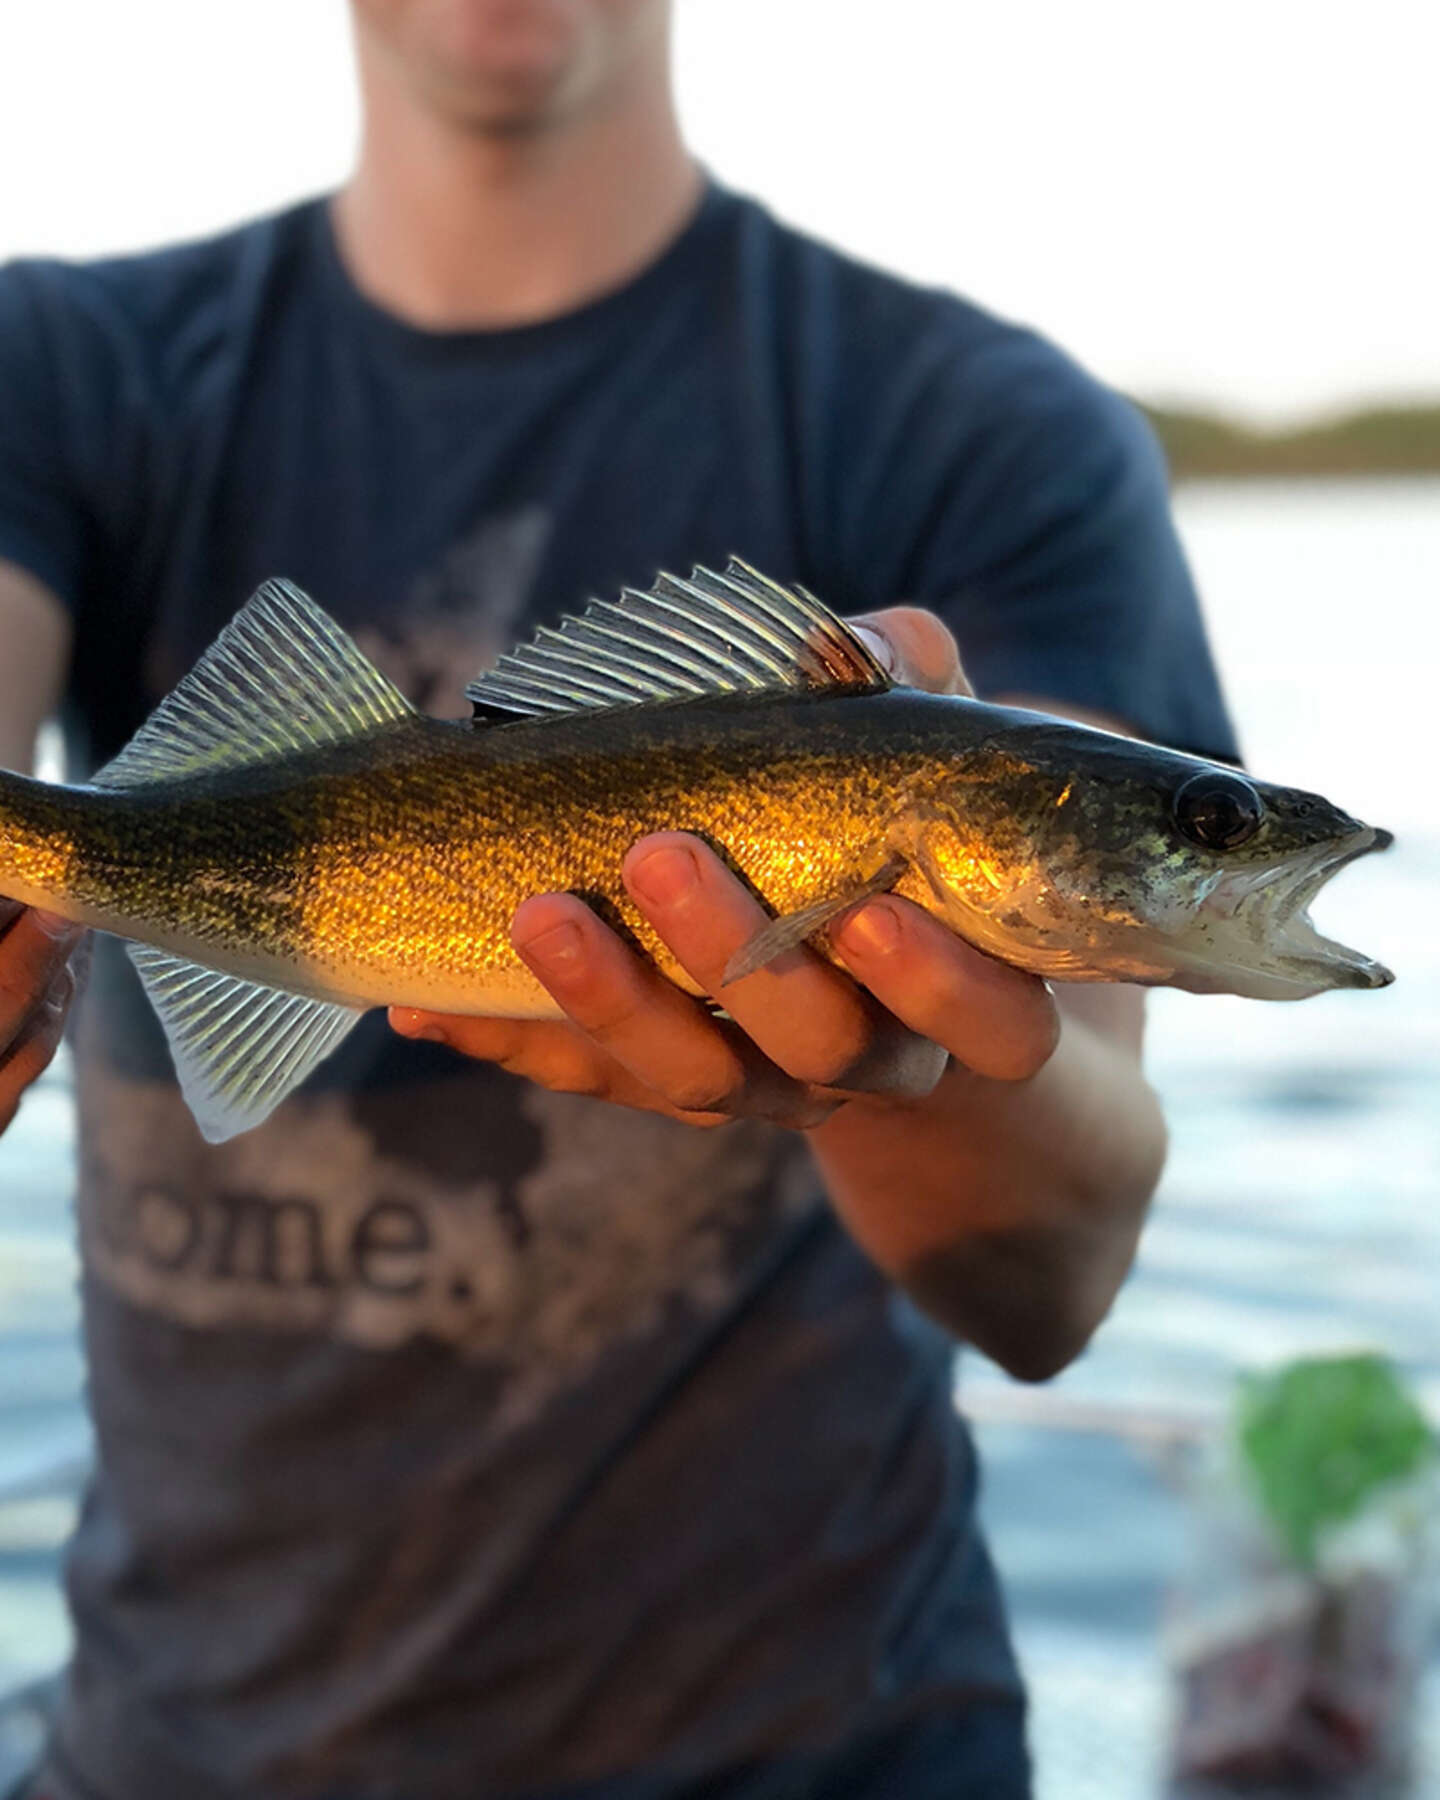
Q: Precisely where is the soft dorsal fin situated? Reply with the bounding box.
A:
[465,557,891,720]
[95,579,413,789]
[128,944,364,1143]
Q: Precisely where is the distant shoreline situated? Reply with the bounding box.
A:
[1140,403,1440,481]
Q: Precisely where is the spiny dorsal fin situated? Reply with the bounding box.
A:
[95,579,413,789]
[465,557,891,720]
[128,944,364,1142]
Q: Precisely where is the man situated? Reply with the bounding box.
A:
[0,2,1236,1795]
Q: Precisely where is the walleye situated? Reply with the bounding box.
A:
[0,560,1392,1142]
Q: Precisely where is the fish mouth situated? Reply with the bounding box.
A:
[1177,824,1395,999]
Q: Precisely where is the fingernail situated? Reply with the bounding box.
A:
[628,845,698,908]
[848,621,896,674]
[835,901,902,958]
[391,1008,447,1045]
[515,919,583,972]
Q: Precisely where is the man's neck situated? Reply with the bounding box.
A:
[331,37,701,332]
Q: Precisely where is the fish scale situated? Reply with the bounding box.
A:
[0,559,1392,1144]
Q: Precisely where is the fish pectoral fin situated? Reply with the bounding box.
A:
[94,579,413,789]
[128,944,364,1143]
[465,557,892,721]
[721,854,908,986]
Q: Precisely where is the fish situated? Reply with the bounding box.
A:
[0,559,1393,1143]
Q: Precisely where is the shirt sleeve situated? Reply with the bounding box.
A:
[846,320,1240,764]
[0,262,92,613]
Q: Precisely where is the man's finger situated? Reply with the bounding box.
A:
[390,1006,630,1105]
[848,606,971,697]
[0,910,82,1053]
[830,897,1059,1082]
[509,891,828,1125]
[622,834,886,1093]
[0,963,72,1129]
[391,1000,741,1125]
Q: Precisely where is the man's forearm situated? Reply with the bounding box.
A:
[807,1000,1167,1382]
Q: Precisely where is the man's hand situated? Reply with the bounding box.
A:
[0,563,78,1137]
[390,607,1058,1122]
[0,901,81,1135]
[388,603,1165,1378]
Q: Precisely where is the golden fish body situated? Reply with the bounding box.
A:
[0,693,1014,1017]
[0,560,1393,1142]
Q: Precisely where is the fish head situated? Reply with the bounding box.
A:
[911,717,1395,1000]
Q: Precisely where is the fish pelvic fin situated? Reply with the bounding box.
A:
[722,852,909,986]
[128,943,364,1143]
[465,557,892,721]
[94,579,413,789]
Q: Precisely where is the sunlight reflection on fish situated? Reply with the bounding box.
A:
[0,560,1392,1143]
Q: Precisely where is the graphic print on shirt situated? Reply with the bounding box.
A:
[354,505,552,716]
[76,1057,815,1430]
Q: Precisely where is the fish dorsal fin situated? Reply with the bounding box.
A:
[95,579,413,789]
[465,557,891,720]
[128,944,364,1143]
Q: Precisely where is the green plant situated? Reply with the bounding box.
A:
[1235,1353,1436,1568]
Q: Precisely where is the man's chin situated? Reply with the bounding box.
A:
[425,32,607,133]
[438,74,577,133]
[356,0,601,130]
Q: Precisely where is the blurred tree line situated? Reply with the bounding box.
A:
[1142,402,1440,480]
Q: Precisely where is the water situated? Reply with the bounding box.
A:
[968,479,1440,1796]
[1,480,1437,1792]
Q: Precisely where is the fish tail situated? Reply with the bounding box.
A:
[0,766,82,915]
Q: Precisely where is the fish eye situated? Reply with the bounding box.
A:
[1172,771,1265,851]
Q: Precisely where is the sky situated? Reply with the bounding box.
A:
[0,0,1435,423]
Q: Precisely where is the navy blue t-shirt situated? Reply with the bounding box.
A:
[0,183,1236,1800]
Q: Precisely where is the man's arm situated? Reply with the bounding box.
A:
[0,558,81,1135]
[807,982,1163,1383]
[806,626,1166,1382]
[393,611,1168,1382]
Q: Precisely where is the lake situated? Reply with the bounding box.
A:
[969,480,1440,1795]
[1,479,1437,1794]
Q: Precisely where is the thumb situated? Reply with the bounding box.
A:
[847,606,972,697]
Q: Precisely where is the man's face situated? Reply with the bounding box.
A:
[350,0,671,131]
